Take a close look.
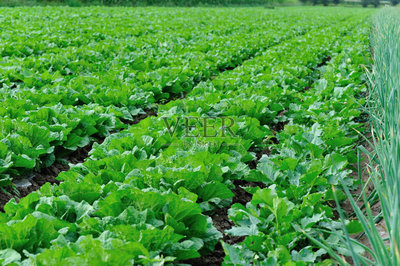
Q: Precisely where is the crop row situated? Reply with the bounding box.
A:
[0,8,373,265]
[1,8,331,107]
[222,19,372,265]
[0,8,347,186]
[1,7,297,58]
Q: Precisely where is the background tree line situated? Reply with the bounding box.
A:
[1,0,285,6]
[300,0,396,7]
[0,0,398,9]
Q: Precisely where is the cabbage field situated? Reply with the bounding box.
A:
[0,6,378,265]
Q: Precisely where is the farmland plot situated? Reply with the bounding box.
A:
[0,7,374,265]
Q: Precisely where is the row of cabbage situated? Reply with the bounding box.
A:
[222,18,372,265]
[0,7,336,186]
[0,8,373,265]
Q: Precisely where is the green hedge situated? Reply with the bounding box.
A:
[0,0,279,6]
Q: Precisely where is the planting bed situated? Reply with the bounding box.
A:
[0,6,375,265]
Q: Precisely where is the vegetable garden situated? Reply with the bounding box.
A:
[0,6,397,266]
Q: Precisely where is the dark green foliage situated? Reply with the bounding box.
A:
[0,0,279,6]
[361,0,380,7]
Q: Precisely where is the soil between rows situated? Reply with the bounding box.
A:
[0,145,92,211]
[182,180,265,266]
[0,33,302,212]
[0,107,159,211]
[0,33,354,266]
[182,54,335,265]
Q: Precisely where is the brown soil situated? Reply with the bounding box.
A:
[184,242,226,266]
[248,146,272,170]
[66,143,94,164]
[338,130,389,264]
[0,108,157,212]
[0,162,67,211]
[341,132,377,216]
[0,142,94,211]
[121,109,158,125]
[183,180,265,265]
